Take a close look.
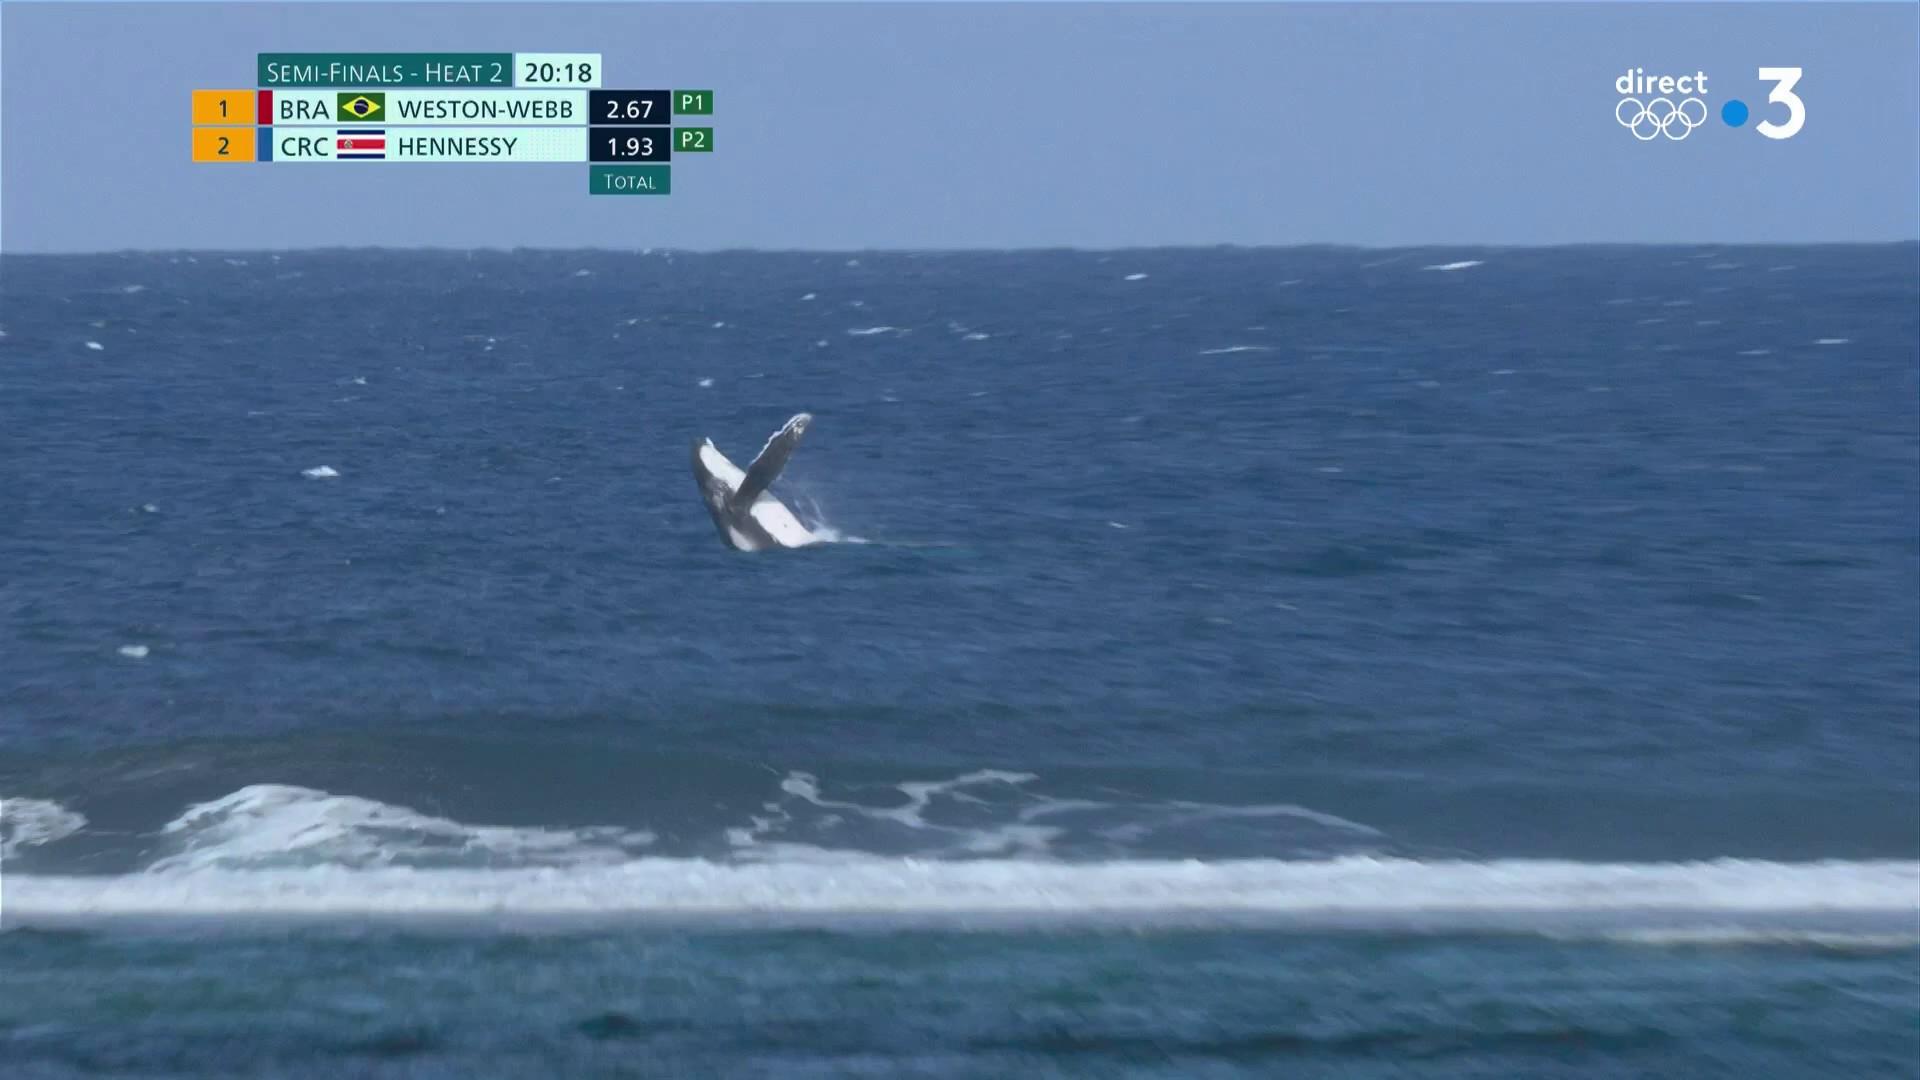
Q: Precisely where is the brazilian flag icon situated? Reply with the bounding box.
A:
[337,93,385,121]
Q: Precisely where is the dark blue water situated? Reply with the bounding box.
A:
[2,247,1916,1077]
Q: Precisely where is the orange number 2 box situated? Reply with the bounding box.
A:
[191,127,255,163]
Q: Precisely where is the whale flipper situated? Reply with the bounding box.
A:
[691,413,820,551]
[732,413,810,510]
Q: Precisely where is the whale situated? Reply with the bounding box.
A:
[691,413,821,551]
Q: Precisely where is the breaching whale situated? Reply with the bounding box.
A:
[691,413,821,551]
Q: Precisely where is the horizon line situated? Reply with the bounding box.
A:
[3,239,1918,257]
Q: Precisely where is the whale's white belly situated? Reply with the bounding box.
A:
[695,441,818,548]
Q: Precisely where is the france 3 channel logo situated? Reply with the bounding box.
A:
[1614,67,1805,142]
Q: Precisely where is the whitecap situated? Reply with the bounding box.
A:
[117,644,149,659]
[301,465,339,479]
[1123,272,1148,281]
[0,798,87,859]
[1199,345,1271,356]
[697,378,714,388]
[1422,260,1483,272]
[147,785,655,873]
[1815,338,1850,346]
[846,326,898,336]
[84,341,105,351]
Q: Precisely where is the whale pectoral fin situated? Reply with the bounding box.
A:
[731,413,811,511]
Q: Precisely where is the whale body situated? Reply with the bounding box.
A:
[690,413,820,551]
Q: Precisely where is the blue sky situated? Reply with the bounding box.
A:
[2,2,1915,250]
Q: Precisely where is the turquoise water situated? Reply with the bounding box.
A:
[4,927,1916,1078]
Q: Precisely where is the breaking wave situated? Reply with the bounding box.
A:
[1,797,88,859]
[150,784,656,872]
[10,854,1915,934]
[4,782,1914,935]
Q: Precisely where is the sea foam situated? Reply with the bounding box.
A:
[8,855,1915,933]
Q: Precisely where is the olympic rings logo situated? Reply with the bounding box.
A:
[1616,96,1709,141]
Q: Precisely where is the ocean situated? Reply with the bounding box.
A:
[2,246,1916,1077]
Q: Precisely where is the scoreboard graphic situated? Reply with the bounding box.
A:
[190,53,713,195]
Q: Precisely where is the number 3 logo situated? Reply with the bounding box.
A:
[1756,67,1805,140]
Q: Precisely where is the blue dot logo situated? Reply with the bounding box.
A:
[1722,99,1750,127]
